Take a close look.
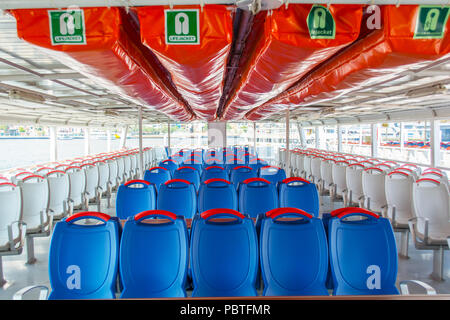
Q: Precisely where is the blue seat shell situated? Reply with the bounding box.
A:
[238,177,278,218]
[197,178,237,213]
[279,177,320,217]
[157,179,197,219]
[116,180,156,220]
[143,166,171,192]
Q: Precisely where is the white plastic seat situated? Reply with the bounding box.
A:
[46,170,70,221]
[420,170,449,186]
[65,166,86,210]
[17,175,51,264]
[385,170,416,258]
[123,154,132,182]
[115,156,126,186]
[0,182,25,287]
[310,156,324,187]
[296,153,306,178]
[410,178,450,281]
[320,158,335,195]
[345,163,366,207]
[129,152,138,179]
[331,160,349,205]
[303,154,313,181]
[81,163,99,210]
[362,167,388,214]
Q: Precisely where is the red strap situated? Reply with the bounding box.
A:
[330,207,379,219]
[359,160,374,165]
[15,171,34,177]
[46,170,66,176]
[206,158,221,163]
[233,165,252,170]
[417,178,441,184]
[422,171,443,177]
[204,178,230,185]
[349,163,365,168]
[424,167,442,172]
[80,163,94,168]
[65,166,81,171]
[0,177,8,181]
[201,208,245,220]
[266,207,313,219]
[22,174,45,181]
[282,177,310,184]
[364,167,384,172]
[66,212,111,223]
[397,167,413,173]
[249,158,264,163]
[0,182,16,188]
[35,167,52,172]
[148,166,168,171]
[260,165,281,170]
[242,177,271,184]
[205,166,224,170]
[165,179,191,185]
[184,158,200,163]
[162,159,176,163]
[400,163,417,168]
[382,161,398,165]
[335,160,350,165]
[125,179,150,186]
[177,166,197,171]
[134,210,177,221]
[388,170,409,177]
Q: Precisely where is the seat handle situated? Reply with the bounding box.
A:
[46,170,67,176]
[177,166,197,171]
[65,211,111,224]
[416,178,441,184]
[282,177,310,184]
[0,182,16,188]
[364,167,384,172]
[204,178,230,185]
[242,177,271,185]
[266,207,313,220]
[260,165,281,170]
[330,207,379,220]
[165,179,191,185]
[388,170,409,177]
[148,166,168,172]
[22,174,45,182]
[201,208,245,221]
[205,165,224,170]
[134,210,177,222]
[125,179,150,187]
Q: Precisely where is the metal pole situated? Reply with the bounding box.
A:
[84,127,91,156]
[138,106,144,177]
[106,129,111,153]
[371,123,379,158]
[167,121,171,152]
[120,126,128,149]
[430,119,440,168]
[49,126,58,162]
[337,125,343,153]
[253,122,257,155]
[286,109,290,173]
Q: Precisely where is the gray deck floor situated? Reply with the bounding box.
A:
[0,191,449,299]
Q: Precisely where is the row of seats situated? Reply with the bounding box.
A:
[279,147,450,281]
[0,147,156,287]
[24,207,401,299]
[116,175,319,220]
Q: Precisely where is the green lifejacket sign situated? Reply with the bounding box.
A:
[48,9,86,45]
[165,9,200,45]
[307,5,336,39]
[414,6,449,39]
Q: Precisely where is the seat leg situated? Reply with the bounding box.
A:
[26,236,37,265]
[430,246,445,281]
[0,256,11,289]
[399,230,409,259]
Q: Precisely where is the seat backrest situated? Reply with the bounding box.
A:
[65,166,86,207]
[201,165,228,182]
[198,179,237,213]
[48,212,120,299]
[81,163,99,199]
[46,171,70,216]
[230,166,257,190]
[157,179,197,219]
[173,166,201,191]
[278,177,319,217]
[105,158,118,186]
[119,210,188,298]
[412,178,450,237]
[420,170,449,185]
[362,167,387,212]
[320,159,335,188]
[259,166,286,185]
[238,178,278,218]
[158,159,179,175]
[18,175,49,231]
[329,207,399,295]
[303,155,313,177]
[345,163,365,200]
[0,182,21,248]
[331,161,348,195]
[95,161,110,190]
[182,160,203,172]
[116,180,157,220]
[385,171,415,223]
[260,208,328,296]
[116,156,125,178]
[311,156,324,180]
[190,208,258,297]
[143,167,171,192]
[296,153,305,173]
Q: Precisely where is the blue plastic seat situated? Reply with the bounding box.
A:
[260,207,329,296]
[230,166,257,190]
[182,160,203,172]
[279,177,320,217]
[190,208,258,297]
[159,159,179,176]
[329,207,399,295]
[157,179,197,219]
[48,212,120,299]
[225,158,246,174]
[238,178,278,218]
[204,157,223,166]
[173,166,201,191]
[143,166,171,192]
[116,180,156,220]
[119,210,188,298]
[201,165,228,182]
[248,158,268,172]
[259,166,286,185]
[197,178,237,213]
